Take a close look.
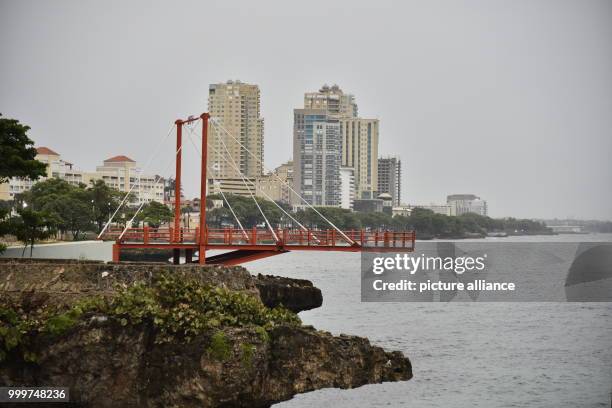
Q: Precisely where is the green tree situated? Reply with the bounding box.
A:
[41,189,93,240]
[136,201,173,228]
[18,178,93,240]
[11,208,57,257]
[0,202,10,254]
[0,114,47,183]
[87,179,126,232]
[207,194,285,228]
[181,205,195,214]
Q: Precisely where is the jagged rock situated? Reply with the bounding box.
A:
[254,273,323,312]
[1,323,411,407]
[0,259,412,407]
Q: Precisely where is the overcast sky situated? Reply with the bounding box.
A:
[1,0,611,220]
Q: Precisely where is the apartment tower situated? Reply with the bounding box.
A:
[293,109,342,206]
[304,84,357,119]
[377,156,401,206]
[208,80,264,181]
[340,118,379,199]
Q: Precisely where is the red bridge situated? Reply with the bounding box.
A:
[103,226,415,265]
[99,113,415,265]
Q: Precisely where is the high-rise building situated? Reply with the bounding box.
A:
[293,109,342,206]
[208,80,264,180]
[340,118,379,199]
[304,84,357,119]
[377,156,401,206]
[447,194,488,216]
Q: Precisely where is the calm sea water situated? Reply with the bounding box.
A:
[3,234,612,407]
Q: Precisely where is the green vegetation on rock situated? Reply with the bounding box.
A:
[0,274,300,363]
[207,331,232,361]
[240,342,256,368]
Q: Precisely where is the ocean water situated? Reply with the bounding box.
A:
[3,234,612,407]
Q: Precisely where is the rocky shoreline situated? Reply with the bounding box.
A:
[0,258,412,407]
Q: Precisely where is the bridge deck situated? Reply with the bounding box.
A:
[102,227,415,264]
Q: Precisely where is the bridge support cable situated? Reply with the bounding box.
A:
[189,124,319,243]
[117,139,187,241]
[98,123,176,239]
[208,121,279,243]
[210,118,356,246]
[184,124,249,240]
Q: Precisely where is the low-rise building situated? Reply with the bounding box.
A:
[95,155,164,205]
[353,198,384,213]
[256,161,296,204]
[0,147,82,200]
[447,194,488,216]
[0,148,164,204]
[411,204,453,216]
[392,205,413,217]
[208,177,257,197]
[377,193,393,215]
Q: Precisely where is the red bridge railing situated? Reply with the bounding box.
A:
[101,227,416,250]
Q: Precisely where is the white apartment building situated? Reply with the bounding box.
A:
[339,166,355,210]
[447,194,488,216]
[293,109,342,207]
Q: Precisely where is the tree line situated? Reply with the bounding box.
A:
[206,194,551,238]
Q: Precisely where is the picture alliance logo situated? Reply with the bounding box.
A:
[372,253,488,275]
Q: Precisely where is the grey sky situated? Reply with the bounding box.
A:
[1,0,611,219]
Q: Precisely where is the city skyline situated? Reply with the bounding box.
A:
[1,0,611,219]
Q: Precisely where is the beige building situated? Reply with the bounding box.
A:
[256,160,295,204]
[304,84,357,119]
[208,177,256,197]
[95,155,164,204]
[0,148,164,204]
[208,80,264,181]
[340,118,379,199]
[0,147,85,200]
[208,160,296,205]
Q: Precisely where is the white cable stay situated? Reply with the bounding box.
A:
[189,123,319,243]
[97,123,176,239]
[184,123,249,240]
[210,117,356,245]
[117,141,186,241]
[208,121,279,243]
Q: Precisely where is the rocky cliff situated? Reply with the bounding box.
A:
[0,259,411,407]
